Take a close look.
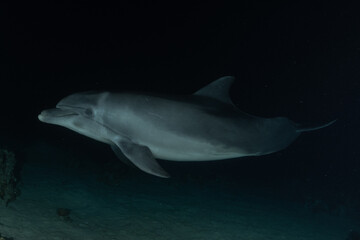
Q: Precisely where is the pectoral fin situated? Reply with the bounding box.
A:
[112,140,170,178]
[110,144,135,167]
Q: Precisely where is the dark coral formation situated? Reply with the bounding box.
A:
[0,149,20,206]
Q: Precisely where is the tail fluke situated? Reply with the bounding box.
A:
[296,119,337,133]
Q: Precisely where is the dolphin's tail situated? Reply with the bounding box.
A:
[296,119,337,133]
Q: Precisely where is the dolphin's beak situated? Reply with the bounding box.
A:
[38,108,78,122]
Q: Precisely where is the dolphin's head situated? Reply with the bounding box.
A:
[38,108,87,134]
[38,108,111,144]
[38,91,110,140]
[55,91,109,119]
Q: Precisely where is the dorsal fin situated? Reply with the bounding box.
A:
[193,76,235,104]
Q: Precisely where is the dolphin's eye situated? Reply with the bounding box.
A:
[85,109,93,117]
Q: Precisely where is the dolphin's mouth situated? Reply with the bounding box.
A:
[38,108,79,122]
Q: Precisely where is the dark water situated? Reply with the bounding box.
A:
[0,2,359,239]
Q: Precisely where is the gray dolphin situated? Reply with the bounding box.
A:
[38,76,335,178]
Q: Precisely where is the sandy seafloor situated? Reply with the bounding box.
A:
[0,141,358,240]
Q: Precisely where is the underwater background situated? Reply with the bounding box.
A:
[0,2,359,239]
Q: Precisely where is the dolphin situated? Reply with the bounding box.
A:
[38,76,335,178]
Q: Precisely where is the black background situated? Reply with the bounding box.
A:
[0,2,359,200]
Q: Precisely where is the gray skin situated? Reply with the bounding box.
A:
[38,76,335,178]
